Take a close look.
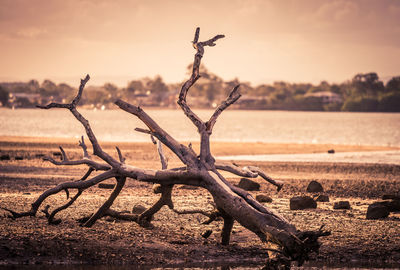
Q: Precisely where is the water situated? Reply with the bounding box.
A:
[1,108,399,146]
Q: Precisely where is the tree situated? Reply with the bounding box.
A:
[385,76,400,93]
[351,72,384,97]
[2,28,329,269]
[0,85,9,106]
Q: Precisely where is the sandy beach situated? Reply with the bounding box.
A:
[0,136,400,268]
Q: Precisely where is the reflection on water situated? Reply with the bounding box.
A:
[0,109,399,146]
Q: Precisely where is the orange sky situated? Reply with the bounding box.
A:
[0,0,399,87]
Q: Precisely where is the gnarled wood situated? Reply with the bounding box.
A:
[3,27,329,268]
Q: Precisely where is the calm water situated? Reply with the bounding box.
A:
[0,108,400,146]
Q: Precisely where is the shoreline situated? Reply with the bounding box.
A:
[1,135,398,155]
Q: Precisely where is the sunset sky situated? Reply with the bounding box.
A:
[1,0,399,87]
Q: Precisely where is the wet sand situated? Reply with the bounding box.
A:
[0,136,400,268]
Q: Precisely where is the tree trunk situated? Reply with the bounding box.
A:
[2,27,329,268]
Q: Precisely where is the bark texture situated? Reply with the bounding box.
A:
[3,28,329,268]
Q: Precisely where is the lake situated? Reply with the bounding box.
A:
[0,108,399,146]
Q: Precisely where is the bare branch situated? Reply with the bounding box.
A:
[38,75,120,168]
[83,176,126,227]
[3,170,117,219]
[45,190,83,225]
[115,100,198,167]
[206,85,241,134]
[43,155,111,171]
[80,167,94,181]
[59,146,69,161]
[135,127,152,135]
[79,136,89,158]
[116,147,125,164]
[72,74,90,106]
[178,27,225,133]
[215,161,283,191]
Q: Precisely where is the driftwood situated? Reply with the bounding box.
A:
[1,28,329,268]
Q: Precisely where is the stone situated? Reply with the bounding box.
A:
[315,194,330,202]
[327,149,335,154]
[333,201,351,209]
[238,178,260,191]
[98,183,115,189]
[375,200,400,212]
[255,194,273,203]
[132,204,147,214]
[0,154,10,160]
[290,196,317,210]
[306,180,324,193]
[382,194,400,201]
[366,202,390,220]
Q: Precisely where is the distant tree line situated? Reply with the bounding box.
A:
[1,67,399,112]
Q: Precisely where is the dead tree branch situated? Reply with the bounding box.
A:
[5,27,329,268]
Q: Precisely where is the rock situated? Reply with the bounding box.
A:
[0,154,10,160]
[366,202,390,220]
[382,194,400,201]
[255,194,273,203]
[290,196,317,210]
[53,152,62,157]
[98,183,115,189]
[375,200,400,212]
[333,201,351,209]
[132,204,147,214]
[238,178,260,191]
[306,180,324,193]
[315,194,330,202]
[178,185,198,190]
[327,149,335,154]
[15,156,23,160]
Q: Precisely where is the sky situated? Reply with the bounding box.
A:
[0,0,399,87]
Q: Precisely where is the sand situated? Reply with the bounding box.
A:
[0,136,400,268]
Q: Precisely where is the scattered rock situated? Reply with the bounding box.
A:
[366,202,390,220]
[238,178,260,191]
[201,230,212,239]
[328,149,335,154]
[178,185,198,190]
[255,194,273,203]
[382,194,400,201]
[98,183,115,189]
[290,196,317,210]
[315,194,330,202]
[0,154,10,160]
[375,200,400,212]
[306,180,324,193]
[333,201,351,210]
[132,204,147,214]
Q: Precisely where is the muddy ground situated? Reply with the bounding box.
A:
[0,138,399,268]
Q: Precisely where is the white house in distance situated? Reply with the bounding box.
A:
[305,91,343,104]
